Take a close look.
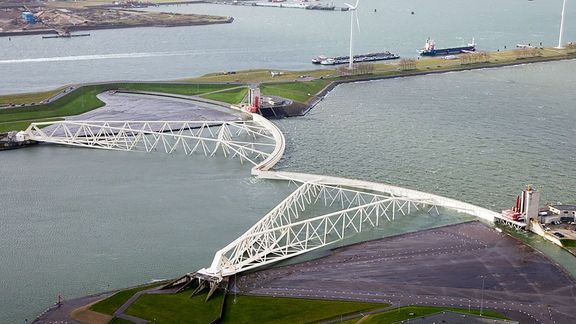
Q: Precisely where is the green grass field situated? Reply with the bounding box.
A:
[2,47,574,133]
[0,83,241,132]
[0,87,66,106]
[92,286,509,324]
[121,292,388,324]
[0,118,63,133]
[200,87,248,104]
[90,283,164,315]
[220,295,387,324]
[358,306,507,323]
[113,83,239,96]
[125,291,224,323]
[562,239,576,247]
[260,80,331,103]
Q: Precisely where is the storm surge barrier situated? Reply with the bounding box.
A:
[17,120,277,166]
[16,107,500,296]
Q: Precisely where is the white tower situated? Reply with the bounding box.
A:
[557,0,567,48]
[524,186,540,230]
[344,0,360,70]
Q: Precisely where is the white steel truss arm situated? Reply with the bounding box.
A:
[198,182,438,280]
[18,120,276,165]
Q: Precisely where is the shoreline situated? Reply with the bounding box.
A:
[304,54,576,112]
[1,49,575,134]
[8,50,576,322]
[36,220,576,323]
[0,17,233,38]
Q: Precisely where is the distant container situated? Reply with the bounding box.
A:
[21,12,36,24]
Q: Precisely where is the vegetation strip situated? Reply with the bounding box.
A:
[95,286,508,324]
[0,83,240,132]
[124,291,225,323]
[1,47,574,134]
[89,282,164,315]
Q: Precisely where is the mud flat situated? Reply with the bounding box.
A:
[236,221,576,323]
[0,5,232,38]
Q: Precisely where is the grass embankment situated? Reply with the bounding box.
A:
[260,79,331,103]
[200,87,248,104]
[121,292,387,324]
[89,282,165,315]
[125,291,225,323]
[220,295,386,324]
[0,87,66,106]
[0,85,109,133]
[2,47,575,132]
[562,239,576,247]
[0,83,240,133]
[356,306,508,324]
[188,69,337,84]
[195,47,576,104]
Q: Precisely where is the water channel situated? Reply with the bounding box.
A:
[1,0,575,94]
[1,0,576,321]
[1,59,576,322]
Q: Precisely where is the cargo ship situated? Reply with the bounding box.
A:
[419,38,476,56]
[312,52,399,65]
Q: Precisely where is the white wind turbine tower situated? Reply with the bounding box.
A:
[344,0,360,70]
[557,0,568,48]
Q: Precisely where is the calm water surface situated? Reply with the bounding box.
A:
[1,2,576,320]
[1,60,576,322]
[1,0,575,94]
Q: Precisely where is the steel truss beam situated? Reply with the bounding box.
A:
[198,182,439,280]
[20,120,275,165]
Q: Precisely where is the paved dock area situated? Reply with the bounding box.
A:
[236,221,576,323]
[33,290,115,324]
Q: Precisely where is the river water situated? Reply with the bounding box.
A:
[2,59,575,323]
[0,0,575,94]
[1,1,576,322]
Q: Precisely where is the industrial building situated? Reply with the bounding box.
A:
[544,204,576,223]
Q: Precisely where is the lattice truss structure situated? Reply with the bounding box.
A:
[22,120,276,165]
[199,182,441,279]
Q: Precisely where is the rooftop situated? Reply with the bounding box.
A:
[550,204,576,212]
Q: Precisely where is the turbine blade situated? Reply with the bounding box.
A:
[344,3,354,9]
[355,11,360,33]
[355,0,359,8]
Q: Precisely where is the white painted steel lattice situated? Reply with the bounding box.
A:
[19,120,276,165]
[198,182,440,280]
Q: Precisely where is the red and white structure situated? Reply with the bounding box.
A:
[497,186,540,229]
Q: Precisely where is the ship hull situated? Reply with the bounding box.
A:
[313,52,400,65]
[420,45,475,56]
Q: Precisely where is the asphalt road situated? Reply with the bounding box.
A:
[236,221,576,324]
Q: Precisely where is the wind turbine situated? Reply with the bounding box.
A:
[557,0,567,48]
[344,0,360,70]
